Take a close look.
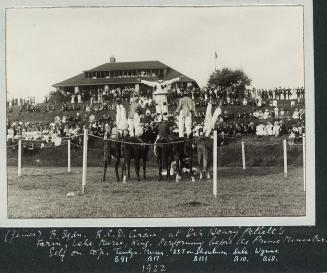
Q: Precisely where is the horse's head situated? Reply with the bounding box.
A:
[121,129,130,140]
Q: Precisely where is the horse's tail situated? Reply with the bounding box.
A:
[154,137,158,157]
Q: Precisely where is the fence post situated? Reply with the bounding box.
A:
[283,139,287,178]
[82,129,88,194]
[303,135,306,191]
[213,130,218,197]
[241,141,246,170]
[18,139,22,177]
[68,139,71,173]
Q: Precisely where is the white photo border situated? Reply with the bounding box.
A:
[0,0,315,227]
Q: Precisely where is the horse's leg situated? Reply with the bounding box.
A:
[204,149,210,179]
[135,157,140,182]
[127,156,131,180]
[158,155,162,182]
[190,144,195,182]
[143,149,148,180]
[175,156,181,182]
[167,164,171,180]
[107,143,112,165]
[121,157,124,180]
[103,159,107,182]
[165,149,170,181]
[115,158,120,182]
[197,147,203,180]
[158,159,162,181]
[143,156,147,180]
[121,157,127,183]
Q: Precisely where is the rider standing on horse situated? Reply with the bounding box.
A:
[115,98,128,135]
[127,94,142,137]
[174,88,199,138]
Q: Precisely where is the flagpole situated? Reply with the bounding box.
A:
[214,51,218,72]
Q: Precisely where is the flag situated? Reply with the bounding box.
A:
[214,51,218,59]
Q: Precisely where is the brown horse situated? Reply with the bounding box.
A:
[121,127,156,183]
[156,134,195,182]
[103,135,123,182]
[155,138,173,181]
[173,136,195,182]
[196,136,212,180]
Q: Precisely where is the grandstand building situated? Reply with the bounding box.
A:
[53,57,198,94]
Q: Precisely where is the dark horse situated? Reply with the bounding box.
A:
[103,134,122,182]
[173,135,195,182]
[121,134,149,183]
[155,138,173,181]
[103,126,156,183]
[120,127,156,183]
[156,133,195,182]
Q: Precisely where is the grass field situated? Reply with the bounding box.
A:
[7,166,305,218]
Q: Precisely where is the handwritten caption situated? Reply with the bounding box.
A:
[3,227,327,272]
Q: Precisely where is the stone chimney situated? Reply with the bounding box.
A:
[110,56,116,63]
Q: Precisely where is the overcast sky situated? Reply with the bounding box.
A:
[6,6,304,101]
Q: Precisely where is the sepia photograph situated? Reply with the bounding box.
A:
[4,3,314,224]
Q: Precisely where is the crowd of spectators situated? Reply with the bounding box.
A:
[7,84,306,150]
[7,97,37,112]
[8,85,305,115]
[7,102,305,150]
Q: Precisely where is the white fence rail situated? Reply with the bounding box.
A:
[11,130,305,196]
[212,131,306,197]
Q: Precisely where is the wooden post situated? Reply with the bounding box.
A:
[303,135,306,191]
[213,130,218,197]
[68,139,71,173]
[82,130,88,194]
[18,139,22,177]
[241,141,246,170]
[283,139,287,178]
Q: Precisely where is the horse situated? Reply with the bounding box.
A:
[155,137,173,181]
[196,135,212,180]
[121,127,156,183]
[172,135,195,182]
[103,131,123,182]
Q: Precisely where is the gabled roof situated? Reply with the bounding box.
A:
[53,74,158,87]
[85,60,168,72]
[53,61,198,88]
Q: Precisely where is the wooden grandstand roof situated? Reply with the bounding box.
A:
[85,60,168,72]
[53,61,197,87]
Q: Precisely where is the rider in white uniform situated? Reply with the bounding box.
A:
[174,89,198,138]
[139,77,181,115]
[115,98,128,134]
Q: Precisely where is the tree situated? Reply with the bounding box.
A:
[207,67,251,100]
[48,89,68,104]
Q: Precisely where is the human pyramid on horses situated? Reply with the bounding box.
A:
[102,84,223,183]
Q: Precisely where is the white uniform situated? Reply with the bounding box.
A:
[175,96,198,138]
[140,77,180,114]
[127,101,142,137]
[116,104,128,133]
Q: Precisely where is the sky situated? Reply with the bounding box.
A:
[6,6,304,101]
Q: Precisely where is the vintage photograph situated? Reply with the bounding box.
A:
[5,5,312,221]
